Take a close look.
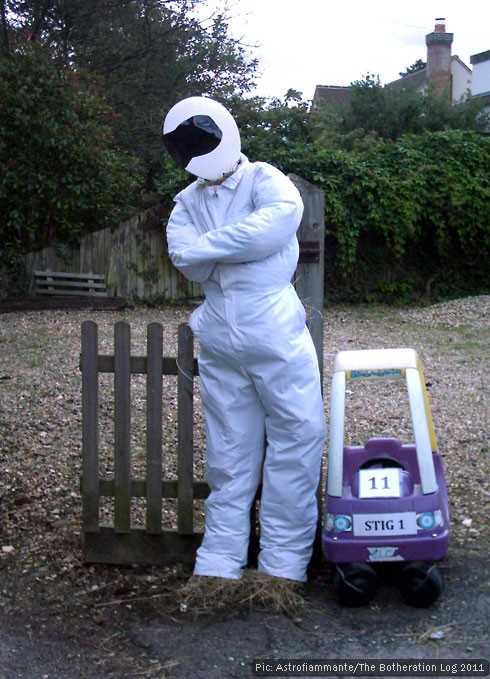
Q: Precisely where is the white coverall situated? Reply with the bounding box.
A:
[167,154,326,582]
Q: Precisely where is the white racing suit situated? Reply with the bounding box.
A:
[167,154,326,582]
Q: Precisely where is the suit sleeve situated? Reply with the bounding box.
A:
[170,165,303,267]
[166,200,216,282]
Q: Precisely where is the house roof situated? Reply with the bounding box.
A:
[386,68,427,92]
[314,55,473,104]
[471,49,490,65]
[313,85,352,106]
[452,55,472,74]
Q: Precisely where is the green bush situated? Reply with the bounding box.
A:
[284,131,490,302]
[0,43,142,254]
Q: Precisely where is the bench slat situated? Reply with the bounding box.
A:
[35,270,108,297]
[35,271,105,281]
[37,289,108,297]
[37,280,107,290]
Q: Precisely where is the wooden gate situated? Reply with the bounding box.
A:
[81,320,206,565]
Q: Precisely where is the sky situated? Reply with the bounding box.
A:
[197,0,490,100]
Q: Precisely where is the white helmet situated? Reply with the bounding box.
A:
[162,96,241,181]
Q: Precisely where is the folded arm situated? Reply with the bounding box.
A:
[171,166,303,268]
[166,201,216,282]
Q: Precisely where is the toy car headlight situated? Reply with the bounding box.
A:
[416,511,444,530]
[333,514,352,532]
[417,512,436,530]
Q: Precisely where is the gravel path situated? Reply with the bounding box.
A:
[0,297,488,678]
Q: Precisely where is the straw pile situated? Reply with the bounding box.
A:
[179,571,306,616]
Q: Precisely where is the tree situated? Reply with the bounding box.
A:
[233,92,313,166]
[313,74,489,149]
[0,42,140,254]
[399,59,426,77]
[0,0,259,192]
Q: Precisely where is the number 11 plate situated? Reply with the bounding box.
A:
[359,468,401,498]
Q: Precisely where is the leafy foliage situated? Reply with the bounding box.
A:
[0,43,141,253]
[1,0,259,195]
[297,131,490,302]
[399,59,426,77]
[219,94,490,302]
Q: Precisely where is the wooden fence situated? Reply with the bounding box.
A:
[81,320,211,565]
[24,176,324,323]
[25,205,203,300]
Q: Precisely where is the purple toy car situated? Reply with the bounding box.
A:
[323,348,450,607]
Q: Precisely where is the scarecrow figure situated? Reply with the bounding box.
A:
[163,97,326,590]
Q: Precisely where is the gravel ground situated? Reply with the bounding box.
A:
[0,296,489,678]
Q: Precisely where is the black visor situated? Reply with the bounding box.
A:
[163,115,223,169]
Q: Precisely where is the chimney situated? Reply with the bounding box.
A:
[425,18,453,100]
[434,18,446,33]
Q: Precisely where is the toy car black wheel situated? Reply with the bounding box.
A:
[334,563,378,607]
[398,561,444,607]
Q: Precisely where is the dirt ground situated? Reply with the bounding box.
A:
[0,298,489,678]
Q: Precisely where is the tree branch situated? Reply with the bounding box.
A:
[0,0,10,56]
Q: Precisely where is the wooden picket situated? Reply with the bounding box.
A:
[146,322,163,534]
[81,320,205,565]
[81,320,100,534]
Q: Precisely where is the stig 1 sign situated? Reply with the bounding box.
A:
[353,512,418,537]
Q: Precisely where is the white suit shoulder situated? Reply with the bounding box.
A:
[172,177,201,204]
[241,159,303,210]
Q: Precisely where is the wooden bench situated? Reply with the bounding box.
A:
[35,271,108,297]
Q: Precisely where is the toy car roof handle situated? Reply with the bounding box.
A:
[327,355,438,497]
[406,368,438,494]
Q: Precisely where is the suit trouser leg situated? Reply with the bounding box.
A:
[194,346,266,579]
[251,340,326,582]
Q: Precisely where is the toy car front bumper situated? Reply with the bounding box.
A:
[322,528,449,563]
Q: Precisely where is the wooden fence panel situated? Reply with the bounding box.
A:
[81,318,323,567]
[24,210,203,301]
[23,180,324,307]
[290,174,325,377]
[81,320,100,533]
[114,321,132,533]
[146,322,163,534]
[177,323,195,535]
[81,321,205,565]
